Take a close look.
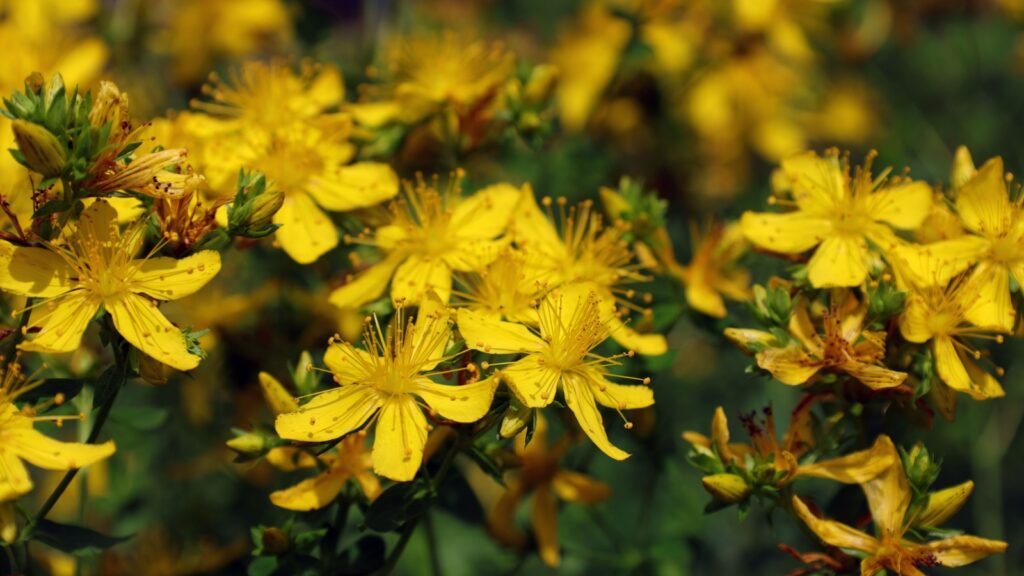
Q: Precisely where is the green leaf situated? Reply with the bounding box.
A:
[109,406,169,431]
[465,444,506,486]
[32,519,130,556]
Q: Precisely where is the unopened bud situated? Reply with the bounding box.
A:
[523,64,558,105]
[701,473,751,504]
[227,432,267,455]
[11,119,66,178]
[260,527,290,556]
[248,186,284,229]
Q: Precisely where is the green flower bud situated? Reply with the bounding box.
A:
[227,432,267,455]
[248,186,284,230]
[702,473,751,504]
[11,119,66,178]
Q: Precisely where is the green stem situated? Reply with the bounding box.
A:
[424,511,441,576]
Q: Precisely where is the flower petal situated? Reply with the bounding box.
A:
[781,151,846,212]
[107,293,198,371]
[563,373,629,460]
[273,191,338,264]
[0,241,75,297]
[501,355,562,408]
[0,448,33,500]
[5,427,115,470]
[890,237,988,288]
[756,345,821,385]
[323,342,379,385]
[329,252,406,309]
[933,336,974,396]
[391,255,452,306]
[443,238,509,271]
[20,293,99,354]
[511,187,565,257]
[411,291,451,371]
[795,434,898,484]
[258,372,299,415]
[275,385,382,443]
[915,535,1008,568]
[740,211,830,254]
[842,360,907,390]
[270,468,348,511]
[916,480,973,527]
[956,156,1012,235]
[791,495,879,554]
[450,183,522,240]
[608,315,667,356]
[551,470,611,504]
[807,235,869,288]
[130,251,221,301]
[456,308,545,354]
[308,162,399,211]
[962,263,1015,332]
[532,485,561,567]
[899,292,936,343]
[588,371,654,410]
[867,181,932,230]
[415,376,498,423]
[861,449,912,539]
[372,396,429,481]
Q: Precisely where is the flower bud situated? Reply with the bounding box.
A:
[523,64,558,105]
[248,186,284,230]
[260,527,290,556]
[499,396,532,439]
[702,473,751,504]
[951,146,976,190]
[0,502,18,544]
[11,119,66,178]
[227,432,267,455]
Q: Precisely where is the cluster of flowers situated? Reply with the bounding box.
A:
[681,148,1012,573]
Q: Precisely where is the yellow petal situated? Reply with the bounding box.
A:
[501,355,562,408]
[345,101,401,127]
[21,293,99,354]
[551,470,611,504]
[807,235,869,288]
[563,373,629,460]
[130,251,221,301]
[258,372,298,415]
[411,291,451,371]
[354,471,382,501]
[275,385,382,442]
[443,238,509,272]
[532,485,561,567]
[587,370,654,410]
[917,535,1008,567]
[76,199,120,245]
[795,434,897,484]
[951,146,977,189]
[962,263,1015,332]
[456,308,545,354]
[956,156,1012,235]
[107,294,198,371]
[391,255,452,306]
[890,237,988,288]
[6,427,115,470]
[781,151,846,212]
[867,181,932,230]
[0,241,74,297]
[450,183,522,240]
[273,191,338,264]
[861,444,912,539]
[933,336,974,396]
[723,328,777,353]
[711,406,733,462]
[0,448,33,500]
[270,468,348,511]
[686,280,727,318]
[740,211,830,254]
[372,396,429,481]
[608,315,667,356]
[415,376,498,423]
[756,345,821,385]
[329,252,406,309]
[323,342,379,385]
[511,187,565,257]
[791,495,879,554]
[898,293,934,343]
[0,502,16,544]
[842,360,907,390]
[916,480,973,527]
[961,352,1005,399]
[308,162,399,212]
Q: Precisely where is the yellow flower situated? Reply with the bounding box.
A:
[895,153,1023,332]
[675,222,751,318]
[187,62,401,264]
[270,432,381,512]
[487,416,610,567]
[458,284,654,460]
[741,150,932,288]
[793,444,1007,575]
[275,293,499,481]
[683,405,897,486]
[512,189,667,355]
[349,32,515,127]
[0,359,115,502]
[454,248,548,325]
[898,278,1005,401]
[164,0,294,85]
[329,175,521,309]
[725,293,907,389]
[0,200,221,370]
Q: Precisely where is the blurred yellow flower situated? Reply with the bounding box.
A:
[742,150,932,287]
[0,201,220,370]
[276,294,498,481]
[458,284,653,460]
[270,432,380,511]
